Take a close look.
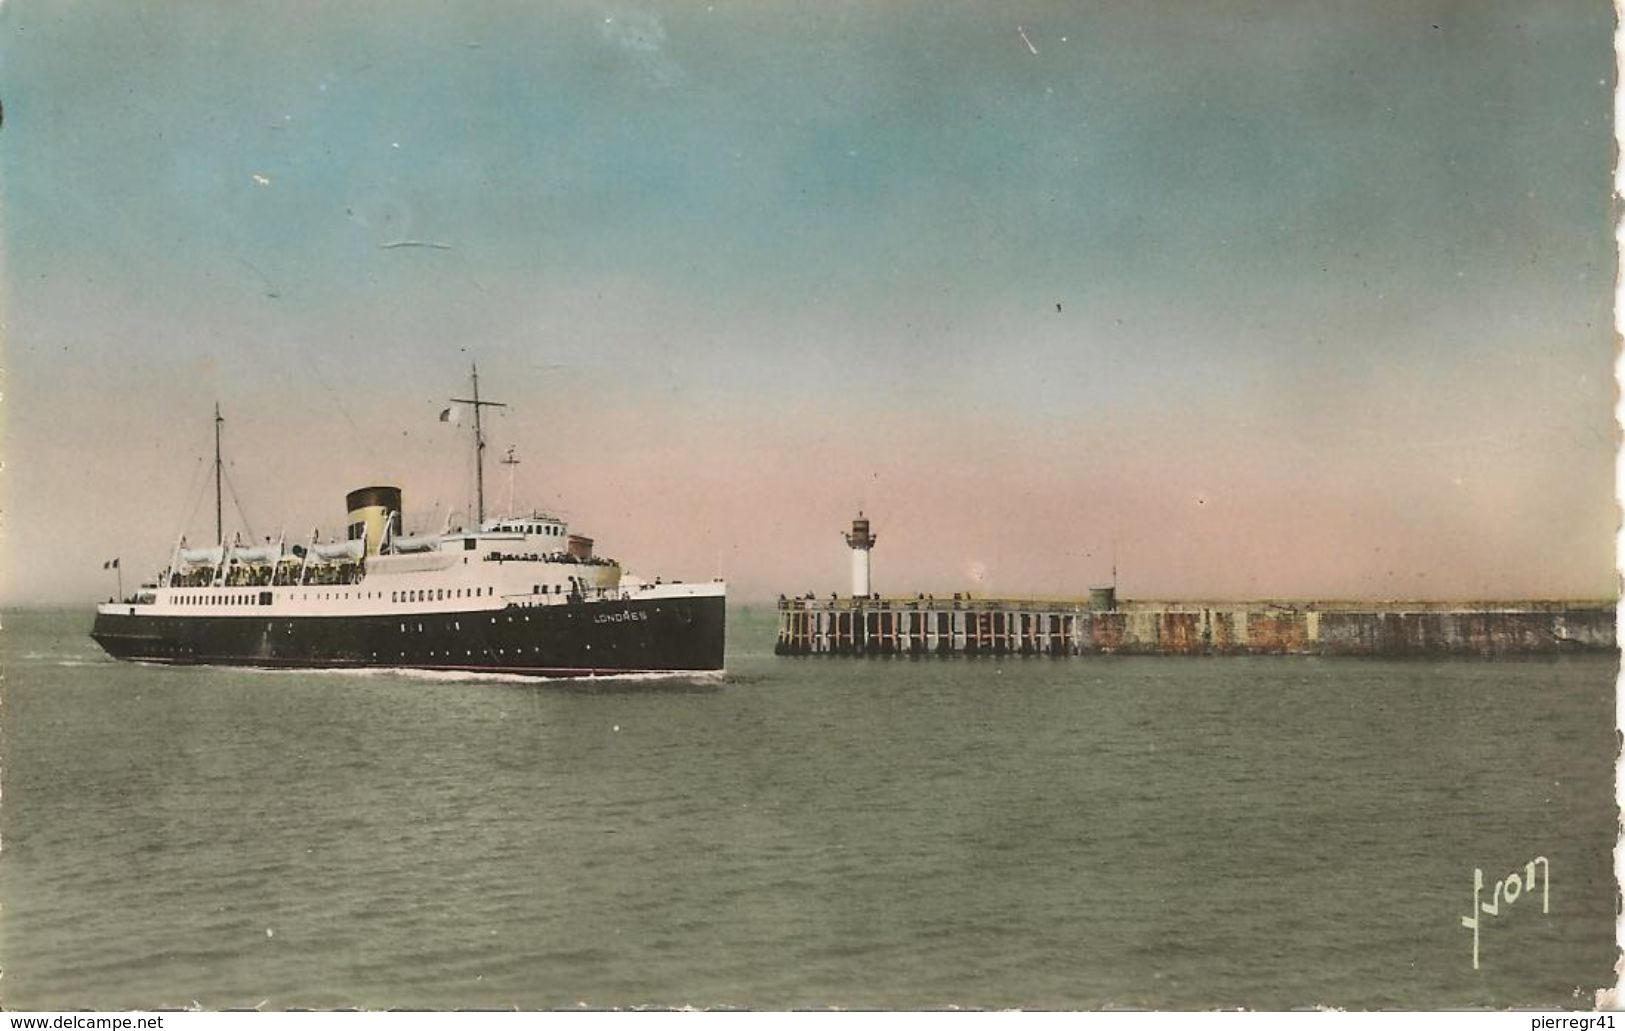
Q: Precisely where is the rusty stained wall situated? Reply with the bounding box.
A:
[1087,608,1612,656]
[1317,609,1616,656]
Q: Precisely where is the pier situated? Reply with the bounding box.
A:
[780,513,1616,658]
[773,594,1616,658]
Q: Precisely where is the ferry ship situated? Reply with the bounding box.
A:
[90,368,726,677]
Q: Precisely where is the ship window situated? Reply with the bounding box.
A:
[464,538,476,551]
[400,623,406,632]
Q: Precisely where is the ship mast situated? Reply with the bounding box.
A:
[214,403,224,548]
[500,445,520,519]
[451,362,506,526]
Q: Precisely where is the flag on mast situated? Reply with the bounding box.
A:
[438,405,463,424]
[103,558,119,570]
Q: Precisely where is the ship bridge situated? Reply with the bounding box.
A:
[482,514,568,540]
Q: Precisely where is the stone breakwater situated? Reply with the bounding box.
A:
[773,596,1616,657]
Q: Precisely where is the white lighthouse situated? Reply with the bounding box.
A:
[844,511,876,597]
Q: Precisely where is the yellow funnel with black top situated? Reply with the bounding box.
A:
[345,485,402,556]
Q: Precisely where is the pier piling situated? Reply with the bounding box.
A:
[773,596,1614,658]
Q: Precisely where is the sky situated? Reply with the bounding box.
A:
[0,0,1616,605]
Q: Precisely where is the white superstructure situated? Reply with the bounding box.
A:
[97,515,723,621]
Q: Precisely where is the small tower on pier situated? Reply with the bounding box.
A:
[844,511,877,597]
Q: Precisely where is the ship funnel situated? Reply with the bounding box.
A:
[346,485,402,557]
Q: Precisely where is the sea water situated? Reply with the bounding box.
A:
[0,608,1615,1009]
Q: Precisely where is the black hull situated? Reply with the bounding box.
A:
[91,595,725,677]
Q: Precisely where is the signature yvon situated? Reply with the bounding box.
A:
[1461,856,1549,969]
